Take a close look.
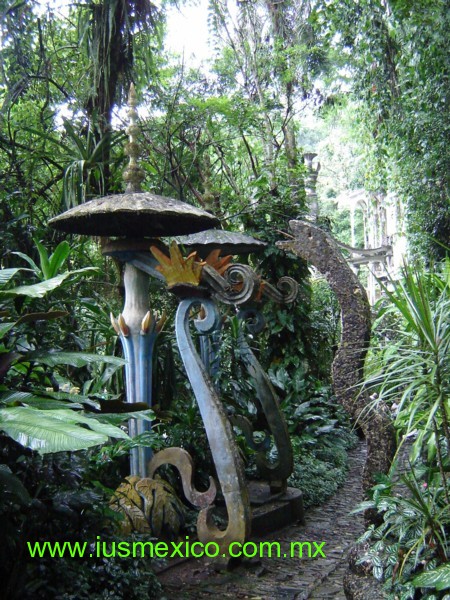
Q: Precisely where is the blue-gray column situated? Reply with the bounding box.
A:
[112,263,158,477]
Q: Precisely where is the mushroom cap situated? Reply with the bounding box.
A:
[48,192,220,237]
[176,229,267,257]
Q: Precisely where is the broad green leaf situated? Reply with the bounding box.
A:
[0,406,128,453]
[0,391,43,405]
[2,268,97,298]
[11,252,41,275]
[413,564,450,591]
[2,273,74,298]
[293,401,312,417]
[26,350,126,369]
[96,409,154,425]
[43,409,129,439]
[34,389,100,409]
[0,322,15,340]
[0,269,24,286]
[315,423,338,434]
[16,311,69,324]
[15,397,85,410]
[0,407,107,453]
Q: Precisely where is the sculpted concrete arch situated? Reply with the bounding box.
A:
[278,220,395,495]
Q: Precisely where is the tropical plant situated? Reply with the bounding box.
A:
[25,119,125,208]
[0,238,163,599]
[356,469,450,599]
[414,562,450,596]
[110,474,185,538]
[309,277,340,376]
[365,261,450,493]
[0,448,163,600]
[357,259,450,596]
[0,247,132,454]
[286,386,358,507]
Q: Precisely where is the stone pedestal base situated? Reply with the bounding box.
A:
[249,482,305,536]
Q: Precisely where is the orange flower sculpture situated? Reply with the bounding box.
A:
[203,249,233,275]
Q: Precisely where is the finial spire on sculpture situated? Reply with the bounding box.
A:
[48,82,219,236]
[123,83,145,193]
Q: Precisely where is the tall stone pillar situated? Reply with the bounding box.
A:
[303,152,321,219]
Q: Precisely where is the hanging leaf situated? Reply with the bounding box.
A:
[0,269,26,287]
[0,406,129,453]
[43,409,129,439]
[0,391,85,409]
[15,311,69,324]
[35,389,100,409]
[11,396,85,410]
[95,409,154,425]
[1,268,97,298]
[25,350,126,369]
[11,252,41,275]
[0,465,31,507]
[0,323,15,340]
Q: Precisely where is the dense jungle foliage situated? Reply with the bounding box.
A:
[0,0,449,598]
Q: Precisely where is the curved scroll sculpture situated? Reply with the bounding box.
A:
[260,276,299,304]
[237,309,294,485]
[202,263,260,305]
[196,304,223,378]
[175,298,251,554]
[229,415,271,452]
[148,447,217,509]
[277,220,395,496]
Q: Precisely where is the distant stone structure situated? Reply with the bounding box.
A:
[278,220,396,497]
[303,152,321,219]
[303,151,406,304]
[333,188,406,304]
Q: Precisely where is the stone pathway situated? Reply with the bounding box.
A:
[158,440,366,599]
